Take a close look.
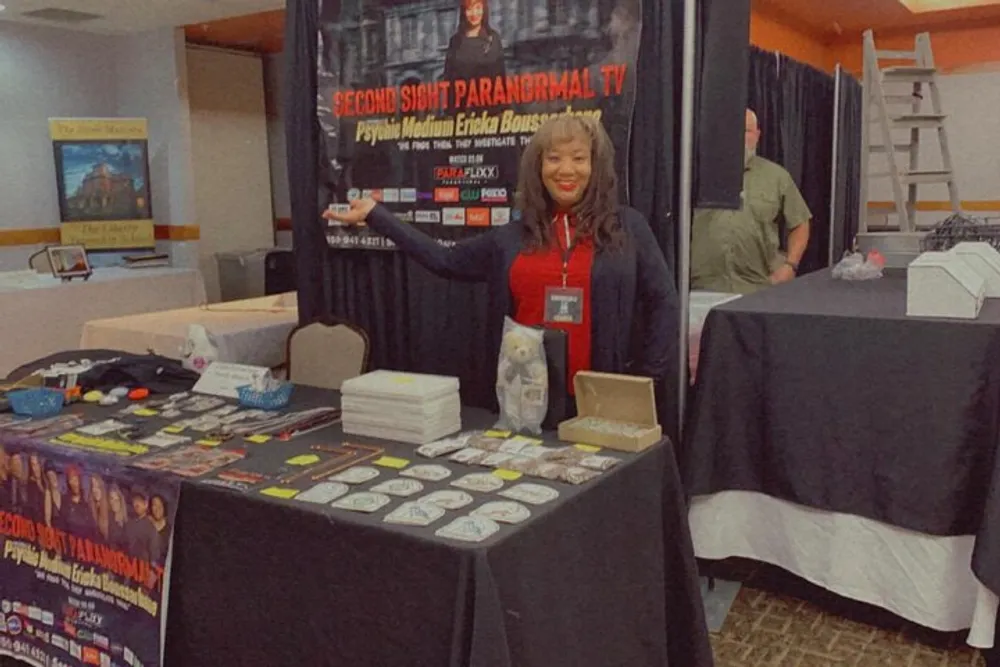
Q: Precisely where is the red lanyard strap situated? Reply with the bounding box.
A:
[557,214,574,288]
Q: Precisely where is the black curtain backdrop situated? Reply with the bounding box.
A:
[694,0,751,210]
[745,46,836,274]
[286,0,750,446]
[833,68,863,260]
[284,0,327,323]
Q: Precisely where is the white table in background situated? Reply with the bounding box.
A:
[0,267,206,377]
[80,293,299,369]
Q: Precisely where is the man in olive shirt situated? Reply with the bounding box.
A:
[691,109,812,294]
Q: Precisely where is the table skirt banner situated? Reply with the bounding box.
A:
[0,435,179,667]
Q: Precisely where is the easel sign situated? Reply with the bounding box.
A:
[46,244,93,282]
[193,362,270,399]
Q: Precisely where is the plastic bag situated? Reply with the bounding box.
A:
[494,317,548,435]
[832,250,886,281]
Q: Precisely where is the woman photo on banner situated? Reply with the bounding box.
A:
[25,453,47,523]
[63,465,92,538]
[44,463,64,530]
[443,0,506,85]
[325,114,678,413]
[108,483,129,550]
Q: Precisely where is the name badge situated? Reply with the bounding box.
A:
[544,287,584,324]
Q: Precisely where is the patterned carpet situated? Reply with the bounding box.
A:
[710,585,986,666]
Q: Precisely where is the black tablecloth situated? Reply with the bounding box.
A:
[684,269,1000,595]
[2,384,711,667]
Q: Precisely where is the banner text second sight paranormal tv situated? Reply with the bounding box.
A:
[318,0,641,250]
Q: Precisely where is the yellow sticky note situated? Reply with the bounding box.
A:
[260,487,299,499]
[162,426,185,434]
[196,439,222,448]
[286,454,320,466]
[373,456,409,469]
[484,430,511,438]
[133,409,158,417]
[494,469,523,481]
[574,444,602,453]
[245,435,271,444]
[392,376,414,384]
[511,436,542,445]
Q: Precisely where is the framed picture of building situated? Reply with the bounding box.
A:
[49,118,156,251]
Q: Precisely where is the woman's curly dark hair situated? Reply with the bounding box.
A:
[515,114,624,252]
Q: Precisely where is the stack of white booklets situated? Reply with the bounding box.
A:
[341,370,462,444]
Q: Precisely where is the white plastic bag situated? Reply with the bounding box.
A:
[832,250,885,281]
[494,317,548,435]
[180,324,220,374]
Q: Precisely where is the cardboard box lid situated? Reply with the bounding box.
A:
[572,371,658,427]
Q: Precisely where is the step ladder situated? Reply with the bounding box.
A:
[857,30,961,264]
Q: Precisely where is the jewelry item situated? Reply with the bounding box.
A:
[471,501,531,524]
[383,502,446,527]
[435,516,500,543]
[399,464,452,482]
[578,455,621,472]
[561,467,601,485]
[296,482,350,504]
[499,483,559,505]
[449,448,488,465]
[420,490,474,510]
[328,466,381,484]
[331,492,392,513]
[370,478,424,497]
[450,473,504,493]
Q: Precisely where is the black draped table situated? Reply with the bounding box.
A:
[684,268,1000,649]
[1,384,711,667]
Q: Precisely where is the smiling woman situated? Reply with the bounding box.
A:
[323,114,679,403]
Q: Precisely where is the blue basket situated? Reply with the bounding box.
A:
[236,383,293,410]
[7,388,65,418]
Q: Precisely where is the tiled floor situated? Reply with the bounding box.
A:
[710,585,986,666]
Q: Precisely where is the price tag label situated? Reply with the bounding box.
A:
[374,456,409,469]
[260,487,299,499]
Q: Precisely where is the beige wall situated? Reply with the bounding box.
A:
[186,46,275,302]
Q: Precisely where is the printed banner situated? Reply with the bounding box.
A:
[49,118,155,252]
[317,0,641,250]
[0,438,179,667]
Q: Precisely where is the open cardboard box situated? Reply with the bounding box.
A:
[557,371,661,453]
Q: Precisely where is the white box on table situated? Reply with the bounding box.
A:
[906,251,985,319]
[950,242,1000,298]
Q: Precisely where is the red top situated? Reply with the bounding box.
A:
[508,213,594,394]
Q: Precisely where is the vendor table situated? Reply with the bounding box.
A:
[684,269,1000,648]
[0,268,205,378]
[2,385,711,667]
[79,293,298,369]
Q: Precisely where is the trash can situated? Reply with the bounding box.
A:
[264,248,296,295]
[215,249,272,302]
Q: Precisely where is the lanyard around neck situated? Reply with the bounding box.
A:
[557,214,574,288]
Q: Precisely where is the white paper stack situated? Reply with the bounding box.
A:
[340,370,462,444]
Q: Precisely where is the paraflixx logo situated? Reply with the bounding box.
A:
[434,165,499,181]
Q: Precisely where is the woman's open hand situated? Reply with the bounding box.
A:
[322,198,377,225]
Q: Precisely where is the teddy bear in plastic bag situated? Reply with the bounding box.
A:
[495,317,549,434]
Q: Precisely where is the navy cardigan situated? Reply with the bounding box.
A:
[366,204,679,385]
